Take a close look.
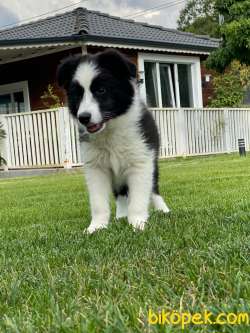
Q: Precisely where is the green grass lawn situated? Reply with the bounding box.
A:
[0,154,250,333]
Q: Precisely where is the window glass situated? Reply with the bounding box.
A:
[143,60,195,108]
[14,92,25,113]
[0,91,25,114]
[160,63,175,107]
[144,62,159,107]
[178,64,193,107]
[0,94,11,114]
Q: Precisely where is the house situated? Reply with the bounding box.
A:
[0,7,219,115]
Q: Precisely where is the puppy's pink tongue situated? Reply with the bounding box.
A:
[87,123,103,133]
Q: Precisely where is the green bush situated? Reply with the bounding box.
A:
[40,84,62,109]
[209,61,250,107]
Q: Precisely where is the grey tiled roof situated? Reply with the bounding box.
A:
[0,7,219,52]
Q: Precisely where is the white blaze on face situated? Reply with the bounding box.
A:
[73,62,102,124]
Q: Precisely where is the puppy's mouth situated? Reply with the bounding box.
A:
[86,122,105,134]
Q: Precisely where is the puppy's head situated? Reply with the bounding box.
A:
[57,49,136,134]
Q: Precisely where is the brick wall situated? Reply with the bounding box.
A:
[0,48,81,110]
[200,62,216,107]
[0,45,214,110]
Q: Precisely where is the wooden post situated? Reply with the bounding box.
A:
[223,108,231,153]
[176,108,187,156]
[58,107,73,168]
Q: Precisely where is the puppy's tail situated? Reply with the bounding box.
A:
[151,193,170,213]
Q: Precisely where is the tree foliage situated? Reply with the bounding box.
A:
[177,0,219,37]
[209,61,250,107]
[207,0,250,72]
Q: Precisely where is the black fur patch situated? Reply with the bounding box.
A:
[113,185,128,198]
[96,49,136,80]
[56,50,136,121]
[56,54,82,89]
[139,108,160,194]
[139,108,160,153]
[89,70,134,120]
[67,81,84,117]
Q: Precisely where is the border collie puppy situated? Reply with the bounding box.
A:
[57,49,170,233]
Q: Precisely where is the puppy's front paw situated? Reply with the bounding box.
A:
[85,222,108,234]
[128,216,147,231]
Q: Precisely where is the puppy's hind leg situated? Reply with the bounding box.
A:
[115,186,128,219]
[152,193,170,213]
[152,160,170,214]
[116,195,128,219]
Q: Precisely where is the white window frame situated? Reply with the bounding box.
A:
[138,52,203,108]
[0,81,31,113]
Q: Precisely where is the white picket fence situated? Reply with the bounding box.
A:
[1,107,250,169]
[0,108,81,169]
[151,108,250,157]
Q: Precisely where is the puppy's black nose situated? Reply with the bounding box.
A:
[78,112,91,125]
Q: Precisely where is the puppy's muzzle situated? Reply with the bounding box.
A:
[78,112,91,125]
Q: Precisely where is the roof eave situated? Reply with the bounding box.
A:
[0,34,219,53]
[0,35,84,47]
[84,35,219,53]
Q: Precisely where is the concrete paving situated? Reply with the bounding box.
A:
[0,167,83,179]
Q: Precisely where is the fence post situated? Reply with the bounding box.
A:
[58,107,72,168]
[0,115,10,171]
[176,108,187,156]
[223,108,231,153]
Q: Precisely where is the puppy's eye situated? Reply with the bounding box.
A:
[70,82,84,97]
[96,87,106,95]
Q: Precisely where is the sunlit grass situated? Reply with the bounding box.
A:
[0,154,250,332]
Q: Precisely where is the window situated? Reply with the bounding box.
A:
[178,64,193,107]
[160,63,176,107]
[144,61,192,107]
[139,53,202,108]
[0,94,12,114]
[0,81,30,114]
[144,62,159,107]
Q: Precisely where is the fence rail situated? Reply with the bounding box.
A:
[0,108,81,169]
[151,108,250,158]
[1,107,250,169]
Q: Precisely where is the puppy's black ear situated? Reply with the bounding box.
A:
[97,49,136,79]
[57,55,82,89]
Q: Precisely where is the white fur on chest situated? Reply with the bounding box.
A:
[81,120,151,174]
[80,99,152,186]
